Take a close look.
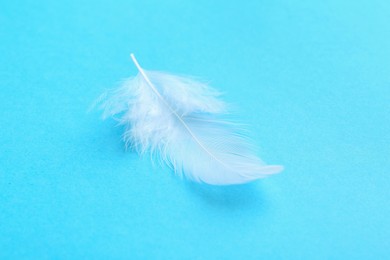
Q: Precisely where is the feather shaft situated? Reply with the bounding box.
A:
[130,54,229,169]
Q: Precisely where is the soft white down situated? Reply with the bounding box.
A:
[98,54,283,185]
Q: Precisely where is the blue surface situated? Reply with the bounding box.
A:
[1,0,389,258]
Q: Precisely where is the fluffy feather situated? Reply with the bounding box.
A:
[98,54,283,185]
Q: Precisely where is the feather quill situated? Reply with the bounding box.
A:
[98,54,283,185]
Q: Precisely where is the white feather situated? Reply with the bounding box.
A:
[98,54,283,185]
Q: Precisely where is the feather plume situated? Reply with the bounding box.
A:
[97,54,283,185]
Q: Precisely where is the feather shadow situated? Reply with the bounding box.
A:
[184,181,268,212]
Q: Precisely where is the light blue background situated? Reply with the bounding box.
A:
[1,0,389,258]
